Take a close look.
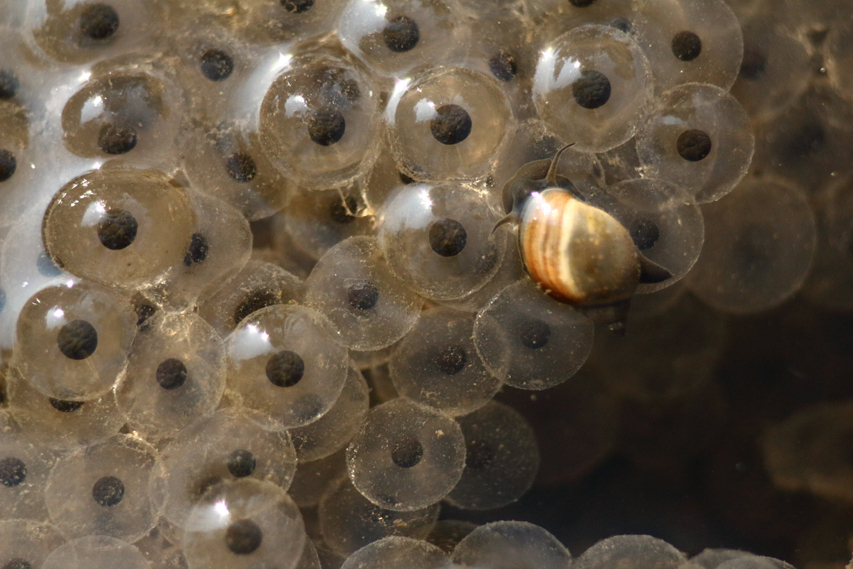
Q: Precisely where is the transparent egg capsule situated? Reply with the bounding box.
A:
[389,307,500,417]
[15,281,136,401]
[305,236,424,351]
[225,304,348,428]
[341,537,449,569]
[572,535,685,569]
[158,408,297,531]
[346,398,466,511]
[535,0,639,39]
[247,0,347,44]
[60,57,183,164]
[289,450,347,508]
[632,0,743,93]
[42,536,149,569]
[183,479,305,569]
[636,83,754,204]
[377,182,505,301]
[45,434,161,542]
[387,65,513,181]
[603,178,705,294]
[181,120,295,222]
[0,93,34,223]
[752,86,853,195]
[731,17,811,121]
[0,519,66,569]
[289,362,370,462]
[24,0,165,65]
[452,522,571,569]
[116,312,226,438]
[533,25,653,153]
[318,477,440,556]
[42,165,195,290]
[690,550,769,569]
[686,178,817,314]
[0,415,57,520]
[363,146,415,215]
[146,191,252,312]
[445,401,539,510]
[473,279,594,390]
[280,189,374,261]
[197,260,304,338]
[134,527,187,569]
[337,0,462,78]
[258,53,381,190]
[6,369,125,451]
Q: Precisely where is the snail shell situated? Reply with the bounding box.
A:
[518,188,642,306]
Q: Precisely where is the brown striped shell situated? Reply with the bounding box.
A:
[518,188,641,306]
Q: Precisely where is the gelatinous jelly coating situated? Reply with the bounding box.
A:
[534,25,653,153]
[346,398,465,511]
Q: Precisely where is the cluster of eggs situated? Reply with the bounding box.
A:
[1,0,853,566]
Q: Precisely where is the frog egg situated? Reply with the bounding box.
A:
[183,479,305,569]
[0,520,66,569]
[445,401,539,510]
[305,236,423,351]
[257,53,381,191]
[389,307,500,417]
[425,520,477,553]
[341,537,449,569]
[337,0,462,79]
[42,165,195,290]
[572,535,685,569]
[15,281,136,401]
[6,369,125,450]
[802,176,853,311]
[451,521,571,569]
[386,66,513,181]
[603,178,705,294]
[181,120,296,221]
[158,408,297,531]
[731,17,811,121]
[115,312,226,437]
[197,260,304,338]
[42,536,149,569]
[686,177,817,314]
[280,189,374,262]
[289,450,347,508]
[134,527,188,569]
[636,83,754,204]
[289,363,370,462]
[146,191,252,312]
[318,476,440,557]
[632,0,743,93]
[378,182,505,301]
[473,279,594,390]
[44,434,160,542]
[533,25,653,153]
[23,0,164,65]
[225,305,348,429]
[246,0,346,44]
[752,86,853,195]
[536,0,639,40]
[690,550,765,569]
[59,58,183,165]
[346,398,465,511]
[491,119,606,205]
[0,418,57,520]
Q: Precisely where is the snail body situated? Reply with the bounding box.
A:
[497,145,672,333]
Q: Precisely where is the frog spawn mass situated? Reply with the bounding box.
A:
[0,0,845,567]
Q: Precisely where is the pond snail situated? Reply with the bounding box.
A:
[495,145,673,334]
